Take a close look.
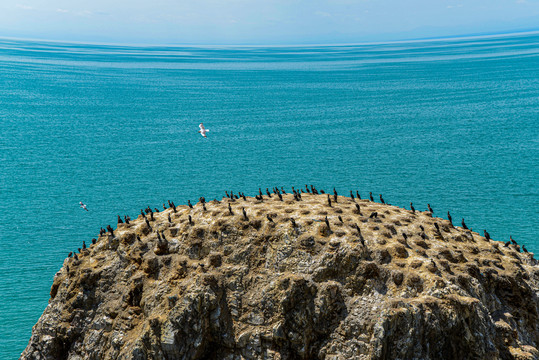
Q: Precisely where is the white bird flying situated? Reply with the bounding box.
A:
[198,123,209,138]
[79,201,88,211]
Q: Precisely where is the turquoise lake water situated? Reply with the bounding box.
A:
[1,32,538,358]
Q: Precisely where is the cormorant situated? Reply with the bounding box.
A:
[483,230,491,241]
[68,252,72,258]
[324,216,330,230]
[266,188,272,198]
[356,191,361,199]
[106,225,114,236]
[188,200,193,209]
[168,214,172,223]
[242,207,249,221]
[523,245,528,253]
[188,215,193,225]
[228,203,233,215]
[338,215,343,223]
[290,218,297,227]
[91,238,96,244]
[355,203,361,214]
[428,204,433,213]
[402,232,408,241]
[447,211,452,225]
[369,212,378,218]
[82,241,86,250]
[461,219,468,230]
[369,192,374,202]
[510,236,517,246]
[305,185,311,193]
[327,194,332,207]
[266,214,274,223]
[504,241,510,247]
[410,203,415,213]
[74,253,79,261]
[117,215,123,224]
[379,194,385,204]
[350,191,355,200]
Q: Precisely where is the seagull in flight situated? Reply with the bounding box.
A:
[79,201,88,211]
[199,123,209,138]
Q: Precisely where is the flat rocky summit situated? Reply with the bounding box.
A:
[22,189,539,360]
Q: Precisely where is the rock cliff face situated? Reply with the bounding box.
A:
[21,190,539,360]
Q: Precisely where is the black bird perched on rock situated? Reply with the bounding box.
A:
[68,252,73,258]
[277,192,283,201]
[168,214,172,223]
[225,191,230,198]
[523,245,528,253]
[171,202,177,213]
[124,216,130,224]
[163,203,167,210]
[117,215,123,224]
[161,231,167,242]
[305,185,311,193]
[281,187,287,194]
[106,225,114,236]
[145,218,151,229]
[327,194,332,207]
[410,203,415,213]
[200,197,206,204]
[447,211,452,225]
[242,207,249,221]
[188,215,193,225]
[154,208,159,213]
[510,236,517,246]
[82,241,86,250]
[504,241,510,247]
[149,210,154,221]
[156,231,162,241]
[242,193,247,201]
[74,253,79,261]
[324,216,330,230]
[140,209,146,218]
[228,203,233,215]
[91,238,96,245]
[355,224,365,245]
[434,223,440,233]
[311,185,318,195]
[266,214,274,223]
[266,188,272,198]
[136,235,141,242]
[350,191,355,200]
[379,194,385,204]
[100,228,105,236]
[419,225,425,232]
[259,188,263,197]
[369,192,374,202]
[290,218,297,227]
[356,191,361,199]
[203,203,207,211]
[402,232,408,241]
[483,230,491,241]
[369,212,378,218]
[338,215,343,223]
[320,189,325,194]
[355,203,361,215]
[428,204,433,213]
[461,219,468,230]
[188,200,193,209]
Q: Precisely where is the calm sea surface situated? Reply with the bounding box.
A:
[1,32,538,358]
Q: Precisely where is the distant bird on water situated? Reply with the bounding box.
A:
[198,123,210,138]
[79,201,88,211]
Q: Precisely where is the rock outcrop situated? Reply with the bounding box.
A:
[21,190,539,359]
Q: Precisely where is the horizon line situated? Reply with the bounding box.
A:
[1,28,539,48]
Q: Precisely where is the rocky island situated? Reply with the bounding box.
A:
[21,188,539,359]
